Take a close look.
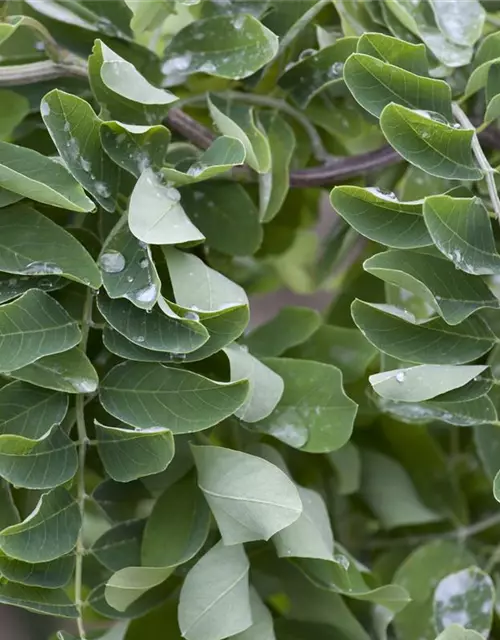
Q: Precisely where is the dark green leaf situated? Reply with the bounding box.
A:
[356,32,429,75]
[92,519,145,571]
[0,583,78,618]
[351,300,495,364]
[41,90,119,211]
[164,15,278,80]
[0,289,81,373]
[0,554,74,589]
[330,185,431,249]
[380,104,482,180]
[100,361,249,433]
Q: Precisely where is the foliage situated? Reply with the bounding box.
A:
[1,1,500,640]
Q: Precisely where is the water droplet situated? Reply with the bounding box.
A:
[95,182,111,198]
[452,249,462,263]
[240,344,249,353]
[333,554,350,571]
[173,353,186,361]
[71,378,97,393]
[35,41,45,51]
[139,258,149,269]
[99,251,126,274]
[7,277,17,287]
[453,123,461,129]
[184,310,199,321]
[80,157,91,172]
[162,53,193,74]
[187,163,205,178]
[366,186,398,201]
[298,48,317,61]
[396,371,406,383]
[199,61,216,74]
[40,100,50,117]
[329,61,344,77]
[166,187,181,202]
[135,335,145,343]
[22,262,63,276]
[38,278,53,288]
[127,275,134,283]
[134,283,157,304]
[63,121,71,133]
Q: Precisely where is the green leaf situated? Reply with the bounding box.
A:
[0,424,77,490]
[224,344,284,422]
[344,53,452,119]
[433,567,494,636]
[192,445,302,545]
[125,0,174,32]
[164,247,248,315]
[380,104,483,180]
[9,348,98,394]
[364,249,499,324]
[356,32,429,75]
[95,422,174,483]
[0,488,80,563]
[100,121,170,178]
[97,293,209,354]
[286,325,377,383]
[351,300,495,365]
[253,358,357,453]
[128,168,204,245]
[428,0,484,47]
[0,203,101,288]
[434,626,484,640]
[330,185,432,249]
[327,443,361,496]
[232,588,275,640]
[0,381,67,437]
[244,307,321,357]
[99,220,160,310]
[164,15,278,80]
[0,554,74,589]
[0,141,95,212]
[0,273,63,304]
[105,566,174,612]
[0,480,19,530]
[0,583,78,618]
[393,541,476,640]
[180,181,262,255]
[258,113,295,222]
[370,365,487,402]
[142,473,210,567]
[178,542,252,640]
[361,450,441,529]
[423,196,500,275]
[464,32,500,97]
[41,90,119,212]
[89,40,177,125]
[279,38,357,108]
[208,97,271,174]
[124,601,181,640]
[162,137,246,185]
[92,519,145,571]
[273,485,334,561]
[0,90,29,140]
[100,362,249,433]
[0,289,81,373]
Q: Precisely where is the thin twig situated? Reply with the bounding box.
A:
[452,102,500,223]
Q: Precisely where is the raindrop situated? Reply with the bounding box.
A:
[187,163,205,178]
[40,101,50,117]
[135,336,145,343]
[71,378,98,393]
[7,277,17,287]
[139,258,149,269]
[184,310,200,321]
[395,371,406,383]
[127,276,134,283]
[162,53,192,74]
[233,15,245,30]
[99,251,126,274]
[95,182,111,198]
[366,186,398,201]
[199,61,216,74]
[63,122,71,133]
[23,262,63,276]
[80,157,91,172]
[329,61,344,77]
[333,554,350,571]
[298,48,317,61]
[134,283,157,304]
[166,187,181,202]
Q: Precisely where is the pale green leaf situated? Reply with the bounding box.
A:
[95,422,174,482]
[434,626,484,640]
[0,90,29,140]
[41,90,119,211]
[0,289,81,373]
[192,445,302,545]
[253,358,357,453]
[224,344,284,422]
[105,566,174,612]
[380,104,482,180]
[0,204,101,288]
[433,567,494,636]
[351,300,495,365]
[370,365,487,402]
[125,0,174,32]
[330,185,431,249]
[162,137,246,185]
[128,168,204,245]
[0,583,78,618]
[232,588,276,640]
[423,195,500,275]
[327,443,361,496]
[9,348,98,394]
[356,32,429,75]
[0,141,95,212]
[464,32,500,97]
[0,488,81,563]
[428,0,484,47]
[100,362,249,433]
[164,15,278,80]
[178,542,252,640]
[89,40,177,125]
[208,97,270,173]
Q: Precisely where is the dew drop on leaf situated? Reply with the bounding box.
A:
[99,251,126,274]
